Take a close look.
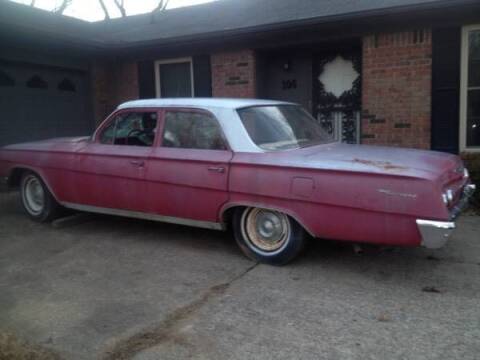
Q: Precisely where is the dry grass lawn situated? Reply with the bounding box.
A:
[0,332,62,360]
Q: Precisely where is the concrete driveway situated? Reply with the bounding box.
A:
[0,191,479,360]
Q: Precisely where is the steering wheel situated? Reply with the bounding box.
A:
[126,129,146,145]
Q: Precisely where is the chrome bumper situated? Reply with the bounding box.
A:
[417,183,476,249]
[416,219,456,249]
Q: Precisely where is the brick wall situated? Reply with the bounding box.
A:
[211,50,256,98]
[362,30,432,149]
[93,60,139,124]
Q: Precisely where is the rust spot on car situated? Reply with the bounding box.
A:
[352,158,408,171]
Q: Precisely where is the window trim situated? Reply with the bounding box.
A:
[154,57,195,98]
[95,108,160,147]
[26,75,48,89]
[159,107,231,151]
[460,24,480,152]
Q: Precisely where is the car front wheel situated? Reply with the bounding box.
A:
[20,172,61,222]
[233,207,307,265]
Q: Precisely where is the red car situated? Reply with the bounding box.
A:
[0,99,476,264]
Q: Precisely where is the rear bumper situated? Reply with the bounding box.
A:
[416,219,456,249]
[417,183,476,249]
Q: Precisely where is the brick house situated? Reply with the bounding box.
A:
[1,0,480,161]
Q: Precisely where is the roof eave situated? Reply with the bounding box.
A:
[101,0,480,54]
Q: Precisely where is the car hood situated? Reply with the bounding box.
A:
[241,143,462,180]
[2,137,91,151]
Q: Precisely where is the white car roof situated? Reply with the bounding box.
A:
[117,98,295,110]
[115,98,301,153]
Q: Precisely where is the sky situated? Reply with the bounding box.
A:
[11,0,218,21]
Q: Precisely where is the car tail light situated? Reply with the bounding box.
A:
[442,193,449,205]
[442,189,455,206]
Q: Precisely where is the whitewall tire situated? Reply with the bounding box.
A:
[20,172,61,222]
[233,207,307,265]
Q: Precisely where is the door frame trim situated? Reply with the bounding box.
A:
[459,24,480,153]
[154,57,195,98]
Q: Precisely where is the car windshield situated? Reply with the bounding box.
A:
[237,105,333,151]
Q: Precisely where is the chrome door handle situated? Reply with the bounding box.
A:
[208,166,225,173]
[130,160,145,167]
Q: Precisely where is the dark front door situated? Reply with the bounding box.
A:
[313,49,362,144]
[261,51,313,113]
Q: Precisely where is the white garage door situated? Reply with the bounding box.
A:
[0,62,93,146]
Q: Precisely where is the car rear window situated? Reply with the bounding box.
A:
[237,105,333,151]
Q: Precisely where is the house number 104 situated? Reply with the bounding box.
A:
[282,80,297,90]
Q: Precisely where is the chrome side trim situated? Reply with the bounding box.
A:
[378,189,418,199]
[416,219,456,249]
[61,202,225,231]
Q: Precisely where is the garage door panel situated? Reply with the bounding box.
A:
[0,94,23,145]
[0,63,93,146]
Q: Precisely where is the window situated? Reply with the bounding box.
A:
[238,105,333,151]
[26,75,48,89]
[162,111,227,150]
[155,58,194,98]
[100,112,157,147]
[58,78,76,92]
[461,25,480,151]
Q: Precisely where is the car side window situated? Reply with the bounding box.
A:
[99,112,158,147]
[162,111,227,150]
[100,120,116,145]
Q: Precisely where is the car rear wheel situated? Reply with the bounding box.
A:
[233,207,307,265]
[20,172,61,222]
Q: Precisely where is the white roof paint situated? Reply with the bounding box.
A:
[117,98,295,110]
[116,98,300,153]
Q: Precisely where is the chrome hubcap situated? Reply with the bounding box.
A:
[242,208,290,252]
[23,176,45,215]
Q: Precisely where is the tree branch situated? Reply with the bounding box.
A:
[113,0,127,17]
[150,0,169,23]
[54,0,72,14]
[98,0,110,20]
[153,0,170,12]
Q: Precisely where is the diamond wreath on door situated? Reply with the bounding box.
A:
[317,53,361,144]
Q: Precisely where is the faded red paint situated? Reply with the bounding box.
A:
[0,106,469,248]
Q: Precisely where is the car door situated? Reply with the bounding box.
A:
[71,109,159,212]
[146,108,233,223]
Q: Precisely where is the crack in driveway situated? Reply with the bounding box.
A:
[101,262,259,360]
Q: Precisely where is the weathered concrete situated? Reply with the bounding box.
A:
[1,191,479,360]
